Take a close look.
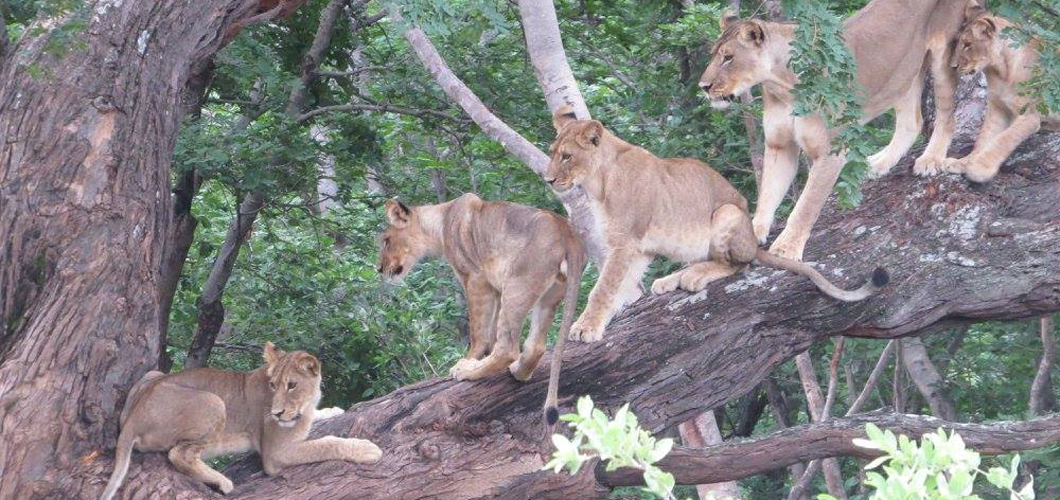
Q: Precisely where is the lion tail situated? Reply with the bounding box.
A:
[755,249,889,302]
[544,243,587,428]
[99,428,138,500]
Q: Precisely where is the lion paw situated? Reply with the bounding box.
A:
[315,407,345,420]
[768,238,804,262]
[216,477,234,495]
[345,438,383,464]
[913,154,944,176]
[678,271,714,292]
[569,317,604,343]
[508,359,535,382]
[866,152,896,179]
[751,220,771,246]
[651,274,680,295]
[449,358,482,381]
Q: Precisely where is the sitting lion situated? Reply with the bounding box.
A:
[377,195,586,422]
[99,343,381,500]
[546,108,888,342]
[698,0,971,260]
[943,3,1058,182]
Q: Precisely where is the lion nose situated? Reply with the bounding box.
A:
[700,82,713,93]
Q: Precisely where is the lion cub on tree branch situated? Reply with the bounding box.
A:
[99,343,381,500]
[546,108,888,343]
[943,2,1058,182]
[377,195,586,422]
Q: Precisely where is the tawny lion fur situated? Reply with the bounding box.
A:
[99,343,381,500]
[377,195,586,422]
[943,3,1058,182]
[545,108,888,343]
[699,0,972,260]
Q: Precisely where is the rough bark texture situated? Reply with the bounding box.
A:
[601,410,1060,487]
[397,9,606,263]
[517,0,590,119]
[900,336,959,420]
[0,1,309,498]
[143,129,1060,499]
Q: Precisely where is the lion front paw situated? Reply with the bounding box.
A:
[867,151,897,179]
[941,157,967,175]
[216,476,234,495]
[345,438,383,464]
[913,154,944,176]
[569,317,605,343]
[768,235,804,262]
[651,274,681,295]
[449,358,482,381]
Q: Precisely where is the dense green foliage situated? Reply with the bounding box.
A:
[5,0,1058,497]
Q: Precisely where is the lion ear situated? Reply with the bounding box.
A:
[299,354,321,378]
[552,105,578,131]
[385,198,411,228]
[964,0,985,21]
[263,341,283,367]
[720,8,739,30]
[973,16,996,38]
[576,121,604,149]
[739,21,765,46]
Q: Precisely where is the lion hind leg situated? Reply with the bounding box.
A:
[510,281,563,381]
[168,443,233,495]
[677,261,740,292]
[868,75,924,178]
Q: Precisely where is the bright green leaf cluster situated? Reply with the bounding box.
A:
[544,396,677,500]
[818,424,1034,500]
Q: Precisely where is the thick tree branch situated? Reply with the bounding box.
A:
[600,410,1060,487]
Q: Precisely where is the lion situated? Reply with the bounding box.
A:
[377,195,586,423]
[699,0,972,261]
[546,108,888,343]
[99,343,382,500]
[942,3,1058,182]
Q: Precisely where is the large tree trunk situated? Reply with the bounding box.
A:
[0,1,309,497]
[208,128,1060,499]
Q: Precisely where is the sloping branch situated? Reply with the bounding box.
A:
[600,410,1060,487]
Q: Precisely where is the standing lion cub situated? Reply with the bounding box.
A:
[942,3,1058,182]
[377,194,586,423]
[546,108,888,342]
[99,343,381,500]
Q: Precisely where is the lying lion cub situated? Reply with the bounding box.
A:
[99,343,381,500]
[546,108,888,342]
[943,3,1058,182]
[699,0,970,260]
[377,194,586,421]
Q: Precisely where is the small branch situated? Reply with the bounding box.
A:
[1030,316,1056,416]
[849,340,896,414]
[316,66,390,79]
[599,411,1060,487]
[297,102,465,123]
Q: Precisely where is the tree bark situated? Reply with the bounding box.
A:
[0,1,309,497]
[516,0,590,119]
[793,352,847,500]
[679,412,742,499]
[900,336,959,420]
[192,129,1059,499]
[1030,316,1056,416]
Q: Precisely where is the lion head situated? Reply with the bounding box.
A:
[262,342,322,428]
[951,3,1004,75]
[377,198,431,284]
[699,11,777,109]
[545,106,605,192]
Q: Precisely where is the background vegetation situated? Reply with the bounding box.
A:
[5,0,1057,497]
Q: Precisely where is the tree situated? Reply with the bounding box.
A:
[0,0,311,497]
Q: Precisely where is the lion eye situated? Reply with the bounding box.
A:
[561,153,572,161]
[287,381,297,391]
[269,381,277,391]
[722,54,733,64]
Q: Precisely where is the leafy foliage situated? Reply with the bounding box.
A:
[545,396,677,500]
[819,424,1034,500]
